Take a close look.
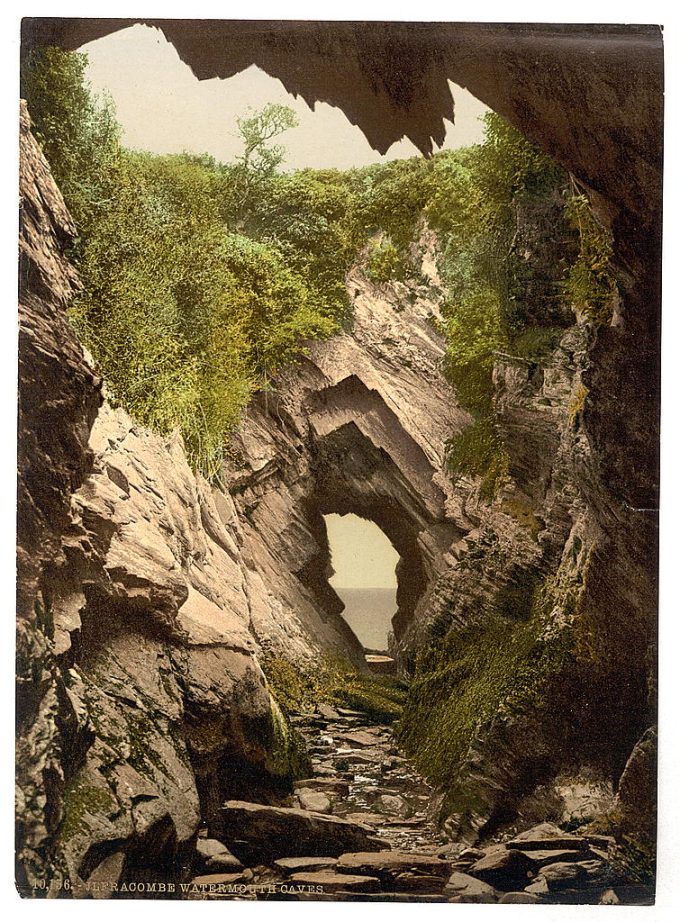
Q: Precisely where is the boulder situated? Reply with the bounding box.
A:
[506,823,589,852]
[517,848,591,867]
[205,853,245,873]
[540,861,587,890]
[317,704,340,720]
[375,794,410,817]
[337,851,451,891]
[600,889,620,905]
[220,801,385,863]
[445,871,498,903]
[290,870,381,893]
[297,790,333,814]
[525,876,549,895]
[196,838,243,872]
[469,847,537,890]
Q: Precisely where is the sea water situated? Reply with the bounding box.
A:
[334,586,397,651]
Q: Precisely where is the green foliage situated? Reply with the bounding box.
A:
[399,585,573,790]
[365,238,407,284]
[260,654,407,724]
[236,167,363,324]
[563,193,617,322]
[357,156,432,251]
[236,103,298,176]
[428,114,576,497]
[21,47,120,238]
[24,50,615,490]
[24,52,348,478]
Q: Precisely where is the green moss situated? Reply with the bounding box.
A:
[500,496,542,541]
[508,326,563,361]
[398,580,575,791]
[568,383,589,426]
[563,193,617,323]
[59,779,114,843]
[260,653,407,724]
[265,698,312,780]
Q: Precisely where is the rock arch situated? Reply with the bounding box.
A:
[225,262,469,664]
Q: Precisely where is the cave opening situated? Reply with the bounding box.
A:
[323,512,399,653]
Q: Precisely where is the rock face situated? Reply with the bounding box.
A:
[223,233,467,659]
[398,307,657,844]
[16,104,308,894]
[17,15,661,889]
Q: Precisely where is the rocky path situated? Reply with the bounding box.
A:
[182,704,653,904]
[289,704,446,853]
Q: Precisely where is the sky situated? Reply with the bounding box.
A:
[325,514,398,589]
[81,23,489,171]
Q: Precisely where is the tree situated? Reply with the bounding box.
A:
[22,47,120,237]
[236,103,298,176]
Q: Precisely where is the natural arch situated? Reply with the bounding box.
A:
[225,263,467,666]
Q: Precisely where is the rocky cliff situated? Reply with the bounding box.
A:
[17,58,658,891]
[17,102,311,894]
[16,106,465,893]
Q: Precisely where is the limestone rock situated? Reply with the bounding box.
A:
[290,870,381,893]
[219,801,385,863]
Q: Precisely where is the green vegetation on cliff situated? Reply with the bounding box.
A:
[398,571,577,792]
[261,654,407,724]
[24,48,615,484]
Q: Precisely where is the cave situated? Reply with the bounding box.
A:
[16,18,662,902]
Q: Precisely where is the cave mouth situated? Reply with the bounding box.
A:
[324,512,398,653]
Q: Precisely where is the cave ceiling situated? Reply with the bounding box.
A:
[22,19,663,234]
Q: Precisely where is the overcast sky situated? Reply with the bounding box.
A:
[325,514,398,589]
[81,23,488,171]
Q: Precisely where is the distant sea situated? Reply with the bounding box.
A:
[333,587,397,651]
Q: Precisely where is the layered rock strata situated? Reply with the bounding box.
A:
[16,103,307,894]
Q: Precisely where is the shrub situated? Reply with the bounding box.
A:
[563,193,617,323]
[365,238,407,283]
